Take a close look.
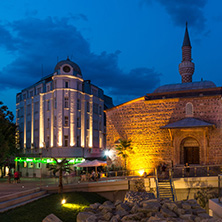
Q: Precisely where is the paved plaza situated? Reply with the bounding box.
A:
[0,177,60,197]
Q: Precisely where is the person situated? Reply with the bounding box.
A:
[91,170,96,181]
[143,171,147,178]
[8,171,12,183]
[14,171,20,183]
[162,162,167,178]
[185,162,190,177]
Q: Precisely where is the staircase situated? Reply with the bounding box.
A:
[157,179,174,201]
[0,187,49,213]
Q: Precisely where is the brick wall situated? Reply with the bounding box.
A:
[106,95,222,170]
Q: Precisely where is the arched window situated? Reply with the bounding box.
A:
[186,102,193,117]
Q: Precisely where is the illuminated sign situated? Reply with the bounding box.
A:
[14,157,84,165]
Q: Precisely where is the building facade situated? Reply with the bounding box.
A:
[106,25,222,171]
[16,58,113,177]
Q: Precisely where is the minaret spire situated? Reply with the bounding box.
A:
[179,22,195,83]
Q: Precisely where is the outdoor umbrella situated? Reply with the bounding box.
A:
[74,160,92,167]
[86,160,107,173]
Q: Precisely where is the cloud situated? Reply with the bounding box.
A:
[0,17,161,105]
[143,0,208,32]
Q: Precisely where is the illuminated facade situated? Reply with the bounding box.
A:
[16,58,113,177]
[106,25,222,171]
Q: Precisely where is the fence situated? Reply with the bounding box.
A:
[172,165,222,178]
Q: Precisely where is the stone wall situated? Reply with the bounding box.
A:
[106,95,222,170]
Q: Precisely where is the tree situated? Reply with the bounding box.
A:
[115,139,133,171]
[0,102,17,177]
[48,158,73,193]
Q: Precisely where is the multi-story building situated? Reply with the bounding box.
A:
[15,58,113,177]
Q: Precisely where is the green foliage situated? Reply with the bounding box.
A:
[115,139,133,170]
[48,158,73,193]
[0,192,107,222]
[195,187,218,209]
[134,179,145,192]
[0,102,17,173]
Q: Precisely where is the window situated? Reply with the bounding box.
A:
[64,136,69,147]
[54,97,57,109]
[16,95,20,103]
[186,102,193,117]
[87,101,90,112]
[47,100,50,111]
[21,108,25,118]
[65,81,69,88]
[77,136,80,147]
[77,99,81,110]
[94,120,98,130]
[23,94,26,100]
[47,85,50,92]
[28,162,34,168]
[36,163,41,169]
[77,82,81,90]
[99,106,102,115]
[37,87,41,95]
[47,118,50,128]
[93,104,99,114]
[17,109,20,118]
[77,117,81,128]
[20,107,24,117]
[27,121,31,131]
[86,119,89,129]
[54,80,57,89]
[34,102,39,113]
[92,88,98,96]
[54,116,57,126]
[46,136,50,148]
[27,105,31,115]
[30,91,33,97]
[99,122,102,131]
[34,120,39,129]
[64,116,69,126]
[64,97,69,108]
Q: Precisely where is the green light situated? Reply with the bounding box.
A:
[62,203,87,210]
[15,157,84,165]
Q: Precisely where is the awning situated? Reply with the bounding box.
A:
[160,117,215,129]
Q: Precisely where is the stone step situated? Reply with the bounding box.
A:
[0,193,50,213]
[0,190,47,210]
[0,187,41,202]
[159,190,171,194]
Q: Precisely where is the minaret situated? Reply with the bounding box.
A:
[179,23,195,83]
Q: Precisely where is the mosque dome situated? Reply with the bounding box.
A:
[54,58,82,76]
[153,81,216,94]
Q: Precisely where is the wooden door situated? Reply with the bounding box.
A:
[184,147,199,164]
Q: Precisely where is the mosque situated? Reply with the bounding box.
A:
[105,25,222,171]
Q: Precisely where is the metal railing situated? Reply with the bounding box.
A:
[172,165,222,178]
[155,168,160,198]
[169,176,177,202]
[218,174,222,203]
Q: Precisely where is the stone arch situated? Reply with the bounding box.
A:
[180,137,200,164]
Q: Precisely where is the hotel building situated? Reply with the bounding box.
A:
[16,58,113,177]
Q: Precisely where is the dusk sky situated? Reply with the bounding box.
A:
[0,0,222,116]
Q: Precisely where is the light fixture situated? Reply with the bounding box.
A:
[138,170,145,176]
[105,150,112,157]
[61,199,66,205]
